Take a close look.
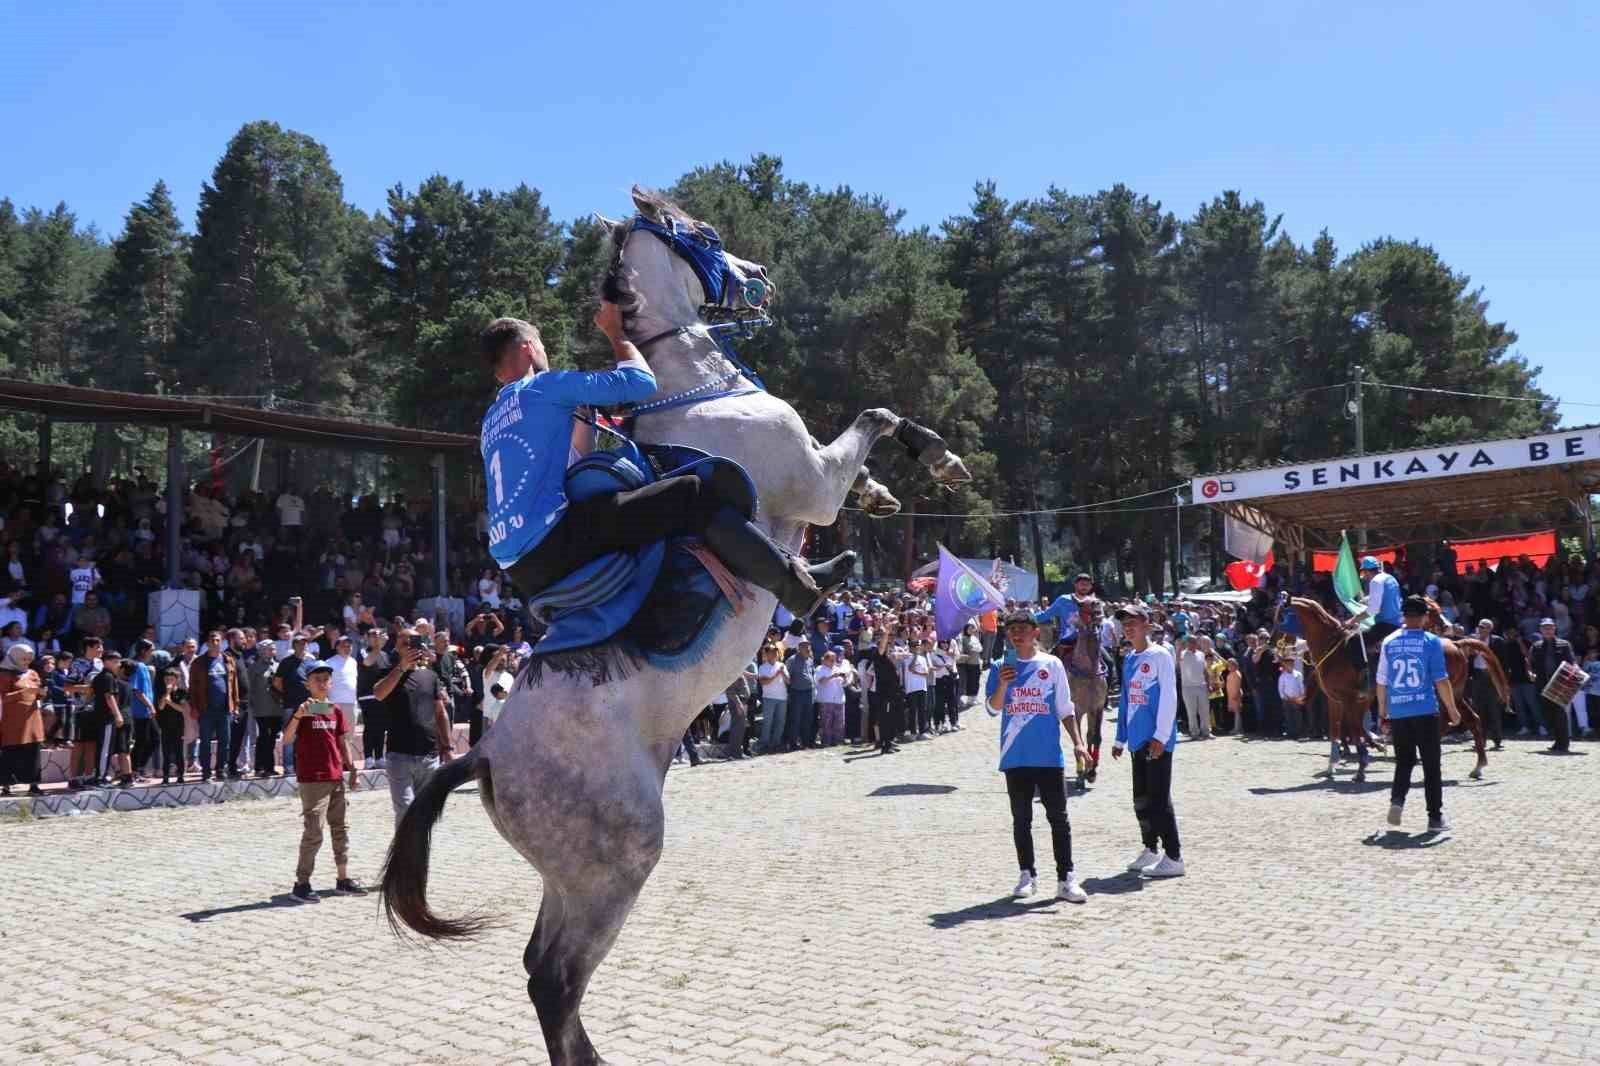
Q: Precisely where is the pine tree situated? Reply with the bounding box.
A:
[179,121,357,408]
[90,180,189,392]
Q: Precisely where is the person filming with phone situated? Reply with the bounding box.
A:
[372,628,453,820]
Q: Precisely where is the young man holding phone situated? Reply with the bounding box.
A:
[282,660,363,903]
[987,610,1088,903]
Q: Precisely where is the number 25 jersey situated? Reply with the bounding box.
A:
[480,365,656,568]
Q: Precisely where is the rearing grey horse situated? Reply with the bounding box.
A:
[381,187,971,1066]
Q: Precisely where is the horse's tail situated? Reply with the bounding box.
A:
[380,748,492,941]
[1457,638,1511,704]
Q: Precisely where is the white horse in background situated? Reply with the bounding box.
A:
[381,186,971,1066]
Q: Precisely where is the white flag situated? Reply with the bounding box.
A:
[1224,515,1273,564]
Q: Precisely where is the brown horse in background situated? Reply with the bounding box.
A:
[1288,597,1507,783]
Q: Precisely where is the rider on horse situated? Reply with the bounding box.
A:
[1034,573,1109,782]
[1343,555,1403,679]
[478,306,850,619]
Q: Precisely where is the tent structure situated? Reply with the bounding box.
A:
[1191,425,1600,563]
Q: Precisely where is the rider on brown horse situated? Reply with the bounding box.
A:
[1036,573,1108,784]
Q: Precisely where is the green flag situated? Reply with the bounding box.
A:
[1333,531,1372,631]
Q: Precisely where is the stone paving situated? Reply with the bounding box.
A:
[3,721,1597,1065]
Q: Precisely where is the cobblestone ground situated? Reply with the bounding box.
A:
[4,721,1597,1066]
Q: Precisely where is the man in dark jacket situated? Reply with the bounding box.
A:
[1469,619,1508,749]
[1495,627,1540,736]
[1529,618,1576,753]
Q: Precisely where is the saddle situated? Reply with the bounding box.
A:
[524,439,757,658]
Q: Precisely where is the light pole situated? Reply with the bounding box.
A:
[1349,364,1366,550]
[1173,489,1183,594]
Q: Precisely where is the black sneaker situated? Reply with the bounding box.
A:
[1427,815,1450,832]
[289,882,320,904]
[335,878,367,896]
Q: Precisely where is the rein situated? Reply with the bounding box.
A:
[629,318,770,418]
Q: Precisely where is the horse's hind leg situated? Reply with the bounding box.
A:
[526,858,658,1066]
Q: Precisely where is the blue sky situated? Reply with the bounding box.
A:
[3,1,1595,420]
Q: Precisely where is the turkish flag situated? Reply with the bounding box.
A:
[1225,552,1274,590]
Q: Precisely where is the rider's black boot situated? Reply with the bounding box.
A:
[701,507,856,618]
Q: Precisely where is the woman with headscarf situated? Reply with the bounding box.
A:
[0,643,44,795]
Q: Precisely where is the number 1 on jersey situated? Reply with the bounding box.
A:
[489,449,504,508]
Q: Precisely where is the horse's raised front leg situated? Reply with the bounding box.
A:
[851,466,901,518]
[892,416,972,487]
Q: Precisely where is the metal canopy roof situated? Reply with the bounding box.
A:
[1195,427,1600,552]
[0,377,476,456]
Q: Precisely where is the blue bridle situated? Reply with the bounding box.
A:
[629,215,768,311]
[625,212,772,414]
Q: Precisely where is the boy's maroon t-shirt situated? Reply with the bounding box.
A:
[294,705,348,782]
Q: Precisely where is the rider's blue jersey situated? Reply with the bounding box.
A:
[1368,570,1403,625]
[1376,627,1448,719]
[480,365,657,568]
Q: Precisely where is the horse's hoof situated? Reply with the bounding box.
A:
[930,452,972,486]
[857,483,901,518]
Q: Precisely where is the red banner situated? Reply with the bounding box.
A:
[1311,531,1557,573]
[1312,545,1398,573]
[1447,530,1557,569]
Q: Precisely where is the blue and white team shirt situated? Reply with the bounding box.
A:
[479,365,656,568]
[1115,643,1179,754]
[985,653,1074,771]
[1376,627,1448,719]
[1366,570,1403,626]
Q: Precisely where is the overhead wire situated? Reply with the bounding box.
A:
[1364,381,1597,409]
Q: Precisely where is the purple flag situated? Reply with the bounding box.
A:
[933,544,1006,640]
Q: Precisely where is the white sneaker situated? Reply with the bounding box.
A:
[1013,871,1037,898]
[363,757,374,770]
[1056,875,1087,903]
[374,757,386,769]
[1126,848,1161,873]
[1141,855,1185,878]
[1386,803,1403,827]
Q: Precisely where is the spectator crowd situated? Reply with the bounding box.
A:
[1,453,1595,800]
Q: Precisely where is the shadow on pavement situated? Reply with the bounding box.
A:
[1362,829,1449,849]
[1249,778,1394,796]
[181,892,337,922]
[1079,872,1148,896]
[928,894,1061,928]
[1533,749,1588,757]
[869,783,957,797]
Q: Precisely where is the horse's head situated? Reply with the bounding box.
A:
[598,185,775,347]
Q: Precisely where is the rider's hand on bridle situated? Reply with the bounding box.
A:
[594,300,625,343]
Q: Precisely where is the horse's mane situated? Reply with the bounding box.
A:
[1289,596,1342,631]
[516,640,643,689]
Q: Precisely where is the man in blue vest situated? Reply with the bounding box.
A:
[1378,595,1461,833]
[1343,556,1403,685]
[1359,555,1403,650]
[478,305,850,617]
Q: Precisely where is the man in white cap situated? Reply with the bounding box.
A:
[1529,617,1576,753]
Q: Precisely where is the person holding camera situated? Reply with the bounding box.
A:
[282,660,364,903]
[372,629,453,820]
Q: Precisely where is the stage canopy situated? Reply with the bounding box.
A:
[1191,425,1600,557]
